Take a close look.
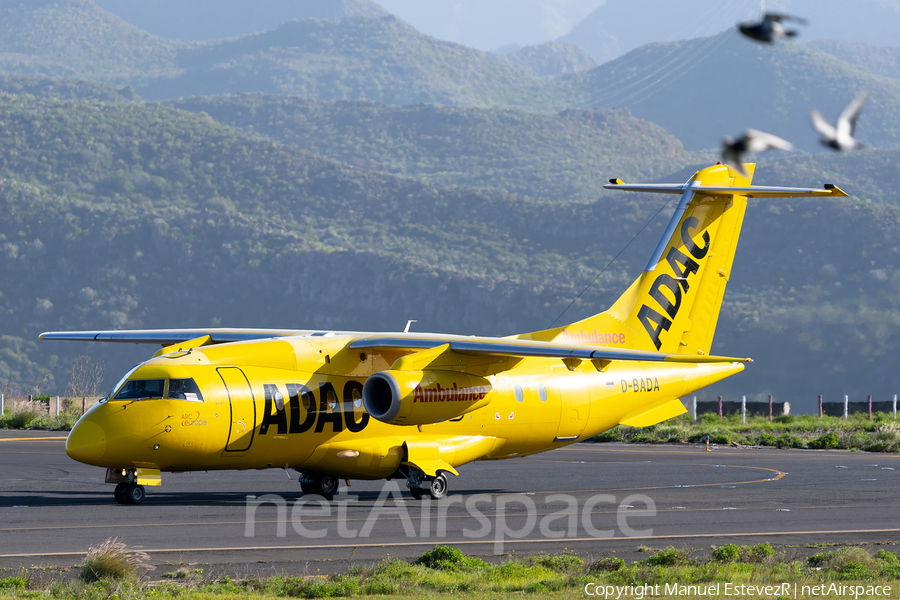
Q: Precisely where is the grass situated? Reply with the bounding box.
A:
[591,412,900,452]
[79,538,155,583]
[1,544,900,599]
[0,399,84,431]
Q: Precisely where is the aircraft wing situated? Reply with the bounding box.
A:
[350,337,750,364]
[39,328,305,345]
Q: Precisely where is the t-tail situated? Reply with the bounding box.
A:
[520,163,847,355]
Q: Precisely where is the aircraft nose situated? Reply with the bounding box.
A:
[66,419,107,464]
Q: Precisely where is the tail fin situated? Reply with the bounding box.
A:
[519,163,847,355]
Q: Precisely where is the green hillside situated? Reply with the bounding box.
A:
[169,94,692,202]
[1,92,899,408]
[0,0,179,82]
[94,0,389,42]
[139,16,552,106]
[558,31,900,151]
[0,73,139,102]
[807,39,900,82]
[497,41,597,80]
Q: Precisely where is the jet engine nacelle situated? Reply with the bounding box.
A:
[362,370,492,426]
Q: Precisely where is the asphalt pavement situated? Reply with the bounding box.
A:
[1,430,899,577]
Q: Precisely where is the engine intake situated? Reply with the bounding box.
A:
[362,370,492,426]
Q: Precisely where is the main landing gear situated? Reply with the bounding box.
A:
[407,471,448,500]
[299,474,339,500]
[114,482,146,505]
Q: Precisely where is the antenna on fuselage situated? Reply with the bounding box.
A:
[404,320,417,333]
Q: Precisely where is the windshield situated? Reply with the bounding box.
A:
[113,379,166,400]
[167,378,204,402]
[104,364,141,400]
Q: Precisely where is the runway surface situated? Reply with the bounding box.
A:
[2,430,900,575]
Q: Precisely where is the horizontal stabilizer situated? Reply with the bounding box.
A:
[603,182,848,198]
[619,398,687,427]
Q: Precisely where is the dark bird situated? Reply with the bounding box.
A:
[722,129,794,178]
[738,12,807,43]
[811,91,868,151]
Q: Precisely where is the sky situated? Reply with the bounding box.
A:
[372,0,607,50]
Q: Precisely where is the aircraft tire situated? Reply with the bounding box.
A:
[114,482,128,504]
[125,483,145,505]
[299,475,315,495]
[428,474,448,500]
[315,476,339,500]
[409,487,425,500]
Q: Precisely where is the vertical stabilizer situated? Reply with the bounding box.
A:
[520,163,752,356]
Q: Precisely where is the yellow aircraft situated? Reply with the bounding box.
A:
[42,164,846,504]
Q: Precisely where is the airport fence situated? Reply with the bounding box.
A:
[689,394,899,422]
[0,394,101,417]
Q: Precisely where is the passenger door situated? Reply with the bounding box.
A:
[219,367,257,452]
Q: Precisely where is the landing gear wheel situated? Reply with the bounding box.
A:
[315,476,339,500]
[428,474,448,500]
[299,475,315,496]
[114,482,128,504]
[409,487,425,500]
[124,483,145,505]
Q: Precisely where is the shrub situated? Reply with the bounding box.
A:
[809,432,840,449]
[809,547,874,575]
[630,431,649,444]
[709,432,729,445]
[711,544,741,563]
[776,433,802,448]
[8,407,43,429]
[415,545,485,572]
[80,537,155,582]
[758,433,778,446]
[742,542,775,563]
[646,548,691,567]
[592,428,623,442]
[588,557,625,572]
[876,550,899,564]
[527,554,583,574]
[0,577,27,590]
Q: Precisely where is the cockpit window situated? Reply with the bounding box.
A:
[113,379,165,400]
[167,378,204,402]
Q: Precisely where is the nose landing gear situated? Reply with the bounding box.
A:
[114,482,146,505]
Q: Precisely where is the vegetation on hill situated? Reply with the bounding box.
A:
[94,0,388,42]
[0,92,899,408]
[559,31,900,151]
[0,0,180,82]
[807,39,900,82]
[0,73,139,103]
[169,94,692,202]
[496,41,597,79]
[138,16,553,106]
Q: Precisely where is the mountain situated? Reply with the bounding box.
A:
[0,0,179,82]
[562,0,900,64]
[93,0,389,42]
[0,1,554,107]
[168,94,690,202]
[2,92,900,407]
[497,41,597,79]
[558,31,900,151]
[807,40,900,81]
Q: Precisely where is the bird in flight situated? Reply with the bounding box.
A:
[722,129,795,178]
[810,92,869,151]
[738,13,807,43]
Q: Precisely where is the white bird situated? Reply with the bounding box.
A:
[810,92,868,151]
[721,129,795,178]
[738,13,807,44]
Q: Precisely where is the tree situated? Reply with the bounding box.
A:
[65,356,106,398]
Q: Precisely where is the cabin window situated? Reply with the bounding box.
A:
[538,385,548,403]
[514,385,524,403]
[167,378,204,402]
[113,379,165,400]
